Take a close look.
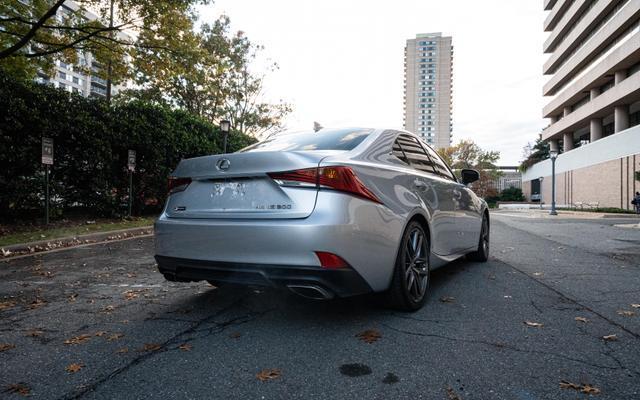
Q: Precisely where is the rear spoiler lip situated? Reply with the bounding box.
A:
[170,150,344,179]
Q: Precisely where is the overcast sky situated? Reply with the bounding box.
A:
[199,0,549,165]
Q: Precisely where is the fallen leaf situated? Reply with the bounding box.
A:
[0,343,16,352]
[560,380,601,395]
[229,332,241,339]
[602,334,618,341]
[631,304,640,308]
[503,295,512,299]
[524,321,544,328]
[5,383,30,396]
[127,273,136,278]
[123,291,138,300]
[533,272,543,277]
[178,343,192,351]
[64,334,92,345]
[574,317,589,323]
[0,301,16,311]
[617,310,635,317]
[68,294,78,302]
[256,369,281,381]
[1,248,12,257]
[356,329,382,344]
[65,363,84,373]
[439,296,456,303]
[140,343,162,352]
[27,298,47,310]
[107,333,124,341]
[94,331,107,337]
[101,305,115,313]
[559,380,581,391]
[446,386,462,400]
[581,384,601,395]
[26,330,44,337]
[116,347,128,354]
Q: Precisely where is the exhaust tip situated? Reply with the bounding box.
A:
[287,284,334,300]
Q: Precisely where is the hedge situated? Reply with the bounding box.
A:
[0,72,257,220]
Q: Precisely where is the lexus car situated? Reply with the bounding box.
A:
[154,128,489,310]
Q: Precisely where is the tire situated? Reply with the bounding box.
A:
[467,213,489,262]
[387,221,431,311]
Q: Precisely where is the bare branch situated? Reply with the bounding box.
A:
[0,0,66,59]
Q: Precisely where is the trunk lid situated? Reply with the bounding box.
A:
[165,151,338,219]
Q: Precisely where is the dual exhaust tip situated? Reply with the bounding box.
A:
[287,284,334,300]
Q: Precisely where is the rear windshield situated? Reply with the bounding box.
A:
[240,128,372,152]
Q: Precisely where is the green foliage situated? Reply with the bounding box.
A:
[520,135,549,172]
[635,171,640,182]
[0,71,256,220]
[499,187,525,202]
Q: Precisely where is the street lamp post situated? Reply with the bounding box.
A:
[549,150,558,216]
[220,120,231,154]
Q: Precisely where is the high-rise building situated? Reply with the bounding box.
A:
[521,0,640,209]
[33,0,130,99]
[403,33,453,149]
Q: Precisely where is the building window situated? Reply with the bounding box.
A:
[72,76,79,84]
[58,71,66,80]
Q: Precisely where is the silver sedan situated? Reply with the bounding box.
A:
[155,128,489,311]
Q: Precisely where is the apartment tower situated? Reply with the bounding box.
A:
[522,0,640,209]
[403,33,453,149]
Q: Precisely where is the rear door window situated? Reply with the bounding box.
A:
[422,144,457,181]
[395,134,436,174]
[241,128,372,152]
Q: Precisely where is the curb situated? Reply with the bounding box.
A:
[1,226,153,259]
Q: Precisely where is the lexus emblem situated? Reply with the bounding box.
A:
[216,158,231,171]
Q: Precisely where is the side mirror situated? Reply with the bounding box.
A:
[461,169,480,185]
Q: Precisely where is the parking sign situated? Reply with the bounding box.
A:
[127,150,136,172]
[42,137,54,165]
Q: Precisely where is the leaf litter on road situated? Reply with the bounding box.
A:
[4,383,30,396]
[602,334,618,341]
[355,329,382,343]
[107,333,124,341]
[140,343,162,352]
[631,303,640,308]
[524,321,544,328]
[439,296,456,303]
[116,347,128,354]
[65,363,84,373]
[617,310,635,317]
[446,386,462,400]
[0,343,16,352]
[574,317,589,323]
[0,301,16,311]
[559,380,601,395]
[256,369,281,382]
[178,343,192,351]
[64,334,92,345]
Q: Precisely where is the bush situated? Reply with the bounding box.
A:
[499,187,525,202]
[0,72,257,220]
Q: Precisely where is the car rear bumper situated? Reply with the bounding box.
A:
[154,191,405,292]
[155,255,372,299]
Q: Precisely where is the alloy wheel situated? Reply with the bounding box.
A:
[404,227,429,302]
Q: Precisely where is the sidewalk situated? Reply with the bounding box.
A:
[491,208,640,220]
[0,226,153,259]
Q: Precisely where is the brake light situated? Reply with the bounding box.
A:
[168,177,191,194]
[268,166,382,204]
[315,251,349,269]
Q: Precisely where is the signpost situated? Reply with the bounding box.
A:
[42,138,54,224]
[127,150,136,218]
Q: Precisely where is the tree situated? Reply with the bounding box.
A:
[126,15,291,138]
[520,133,550,171]
[500,187,525,202]
[0,0,206,88]
[437,140,502,198]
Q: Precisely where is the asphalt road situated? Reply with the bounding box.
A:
[1,212,639,399]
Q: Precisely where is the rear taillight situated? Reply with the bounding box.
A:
[315,251,349,269]
[268,166,382,204]
[168,177,191,194]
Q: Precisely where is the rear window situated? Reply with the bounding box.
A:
[240,128,372,152]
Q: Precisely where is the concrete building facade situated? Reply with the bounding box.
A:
[403,33,453,149]
[522,0,640,209]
